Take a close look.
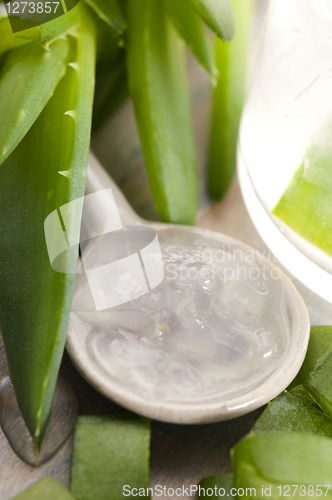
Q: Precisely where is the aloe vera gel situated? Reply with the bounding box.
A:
[70,229,302,406]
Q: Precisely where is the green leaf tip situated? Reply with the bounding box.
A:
[189,0,235,42]
[12,478,75,500]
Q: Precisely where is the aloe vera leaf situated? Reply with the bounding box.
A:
[13,478,75,500]
[0,14,39,55]
[289,326,332,390]
[92,56,128,131]
[71,415,151,500]
[303,345,332,419]
[253,391,332,437]
[0,6,80,55]
[196,474,233,499]
[208,0,255,200]
[273,120,332,256]
[232,433,332,498]
[0,39,70,167]
[0,20,96,450]
[162,0,215,76]
[127,0,198,224]
[188,0,234,42]
[83,0,126,33]
[289,385,320,409]
[39,5,81,48]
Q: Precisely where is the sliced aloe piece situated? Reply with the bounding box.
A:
[273,121,332,256]
[162,0,215,76]
[233,433,332,498]
[289,326,332,390]
[188,0,234,42]
[253,391,332,437]
[208,0,255,200]
[289,385,320,409]
[13,478,74,500]
[196,474,233,499]
[0,39,70,167]
[83,0,126,33]
[304,345,332,419]
[127,0,198,224]
[0,18,96,450]
[71,415,150,500]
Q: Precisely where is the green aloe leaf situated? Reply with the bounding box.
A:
[208,0,255,200]
[0,39,70,167]
[188,0,234,42]
[0,13,39,55]
[127,0,198,224]
[0,16,96,450]
[13,478,74,500]
[253,391,332,438]
[39,5,81,48]
[233,433,332,498]
[162,0,215,76]
[289,326,332,390]
[0,6,80,55]
[83,0,126,33]
[289,385,320,409]
[304,345,332,419]
[273,120,332,256]
[196,474,233,499]
[92,56,128,131]
[71,415,151,500]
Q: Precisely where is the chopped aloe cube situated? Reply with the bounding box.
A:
[196,474,233,499]
[289,326,332,389]
[13,478,74,500]
[253,391,332,437]
[71,414,151,500]
[304,345,332,418]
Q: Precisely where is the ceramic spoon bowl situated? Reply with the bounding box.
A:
[66,153,310,424]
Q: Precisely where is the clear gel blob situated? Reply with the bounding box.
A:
[71,229,298,405]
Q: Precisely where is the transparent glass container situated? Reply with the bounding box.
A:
[238,0,332,302]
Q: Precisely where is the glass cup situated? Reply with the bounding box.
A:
[238,0,332,302]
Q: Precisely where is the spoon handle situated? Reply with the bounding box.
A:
[87,152,143,227]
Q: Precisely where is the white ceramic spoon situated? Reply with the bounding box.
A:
[66,153,310,424]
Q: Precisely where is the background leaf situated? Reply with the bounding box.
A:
[83,0,126,33]
[188,0,234,42]
[162,0,215,76]
[126,0,198,224]
[208,0,255,200]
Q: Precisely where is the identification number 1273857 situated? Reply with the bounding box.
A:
[5,2,60,14]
